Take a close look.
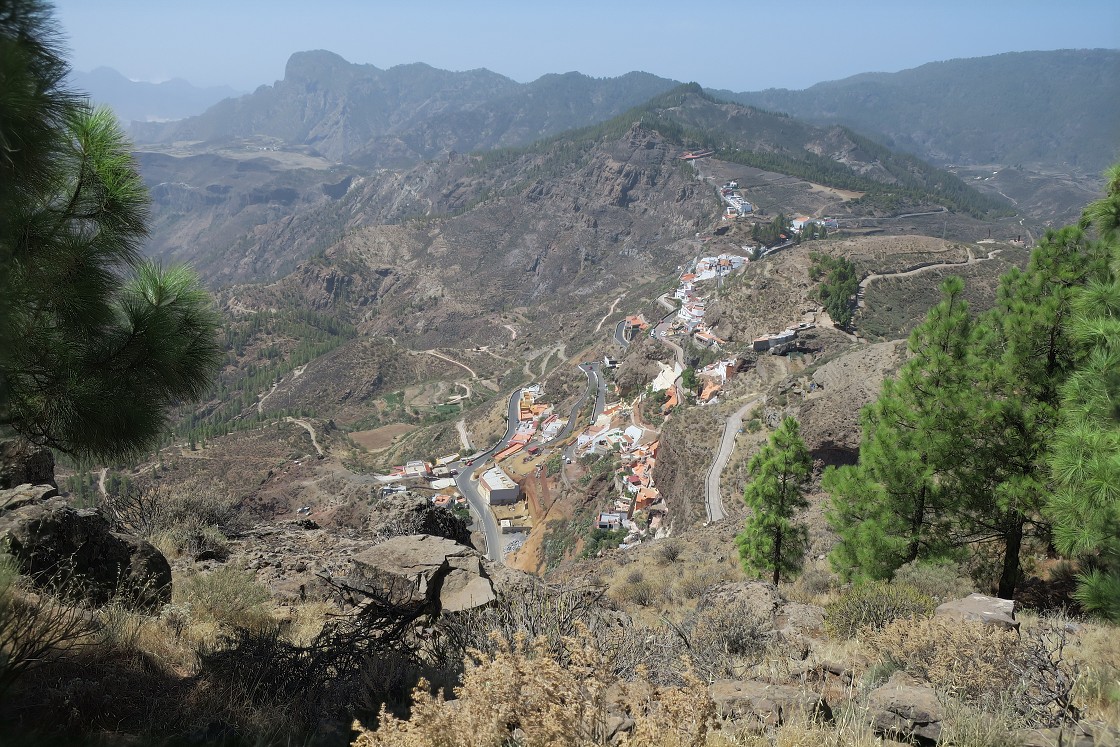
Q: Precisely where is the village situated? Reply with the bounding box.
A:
[373,168,822,562]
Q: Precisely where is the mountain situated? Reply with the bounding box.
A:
[137,85,1009,287]
[716,49,1120,175]
[132,50,681,165]
[70,66,240,123]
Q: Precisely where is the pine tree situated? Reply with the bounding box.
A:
[953,224,1108,598]
[736,417,811,585]
[1047,166,1120,620]
[0,0,221,462]
[825,278,973,581]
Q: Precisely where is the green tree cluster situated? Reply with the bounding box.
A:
[736,417,811,585]
[0,0,220,462]
[1047,166,1120,618]
[809,252,859,328]
[825,172,1119,614]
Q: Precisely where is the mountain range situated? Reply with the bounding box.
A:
[130,48,1120,176]
[719,49,1120,175]
[70,66,241,124]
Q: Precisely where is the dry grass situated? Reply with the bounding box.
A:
[868,617,1021,703]
[353,626,716,747]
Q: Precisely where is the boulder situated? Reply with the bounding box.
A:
[709,679,832,726]
[0,438,56,489]
[867,672,942,745]
[0,483,59,511]
[368,493,471,546]
[935,593,1019,631]
[348,534,495,613]
[0,498,171,609]
[698,581,825,653]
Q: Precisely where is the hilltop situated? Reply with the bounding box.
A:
[719,49,1120,176]
[132,51,680,166]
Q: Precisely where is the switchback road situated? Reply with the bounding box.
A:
[704,394,763,523]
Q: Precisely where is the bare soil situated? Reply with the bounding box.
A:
[349,423,417,452]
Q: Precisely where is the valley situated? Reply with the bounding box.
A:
[4,20,1119,746]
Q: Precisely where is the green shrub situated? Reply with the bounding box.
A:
[179,566,273,632]
[825,581,935,638]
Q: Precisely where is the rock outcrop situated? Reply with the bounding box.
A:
[0,439,56,489]
[348,534,496,613]
[935,593,1019,631]
[709,679,832,726]
[0,498,172,609]
[867,672,942,745]
[369,493,471,546]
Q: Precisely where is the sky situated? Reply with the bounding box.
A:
[53,0,1120,93]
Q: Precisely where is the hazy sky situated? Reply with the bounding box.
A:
[53,0,1120,92]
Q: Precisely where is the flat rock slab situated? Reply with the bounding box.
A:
[709,679,832,726]
[935,593,1018,630]
[0,483,59,512]
[350,534,495,613]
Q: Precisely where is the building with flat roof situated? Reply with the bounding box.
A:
[479,465,520,506]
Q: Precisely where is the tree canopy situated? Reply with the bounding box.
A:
[825,168,1119,612]
[0,0,221,462]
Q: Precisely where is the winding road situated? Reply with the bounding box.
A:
[285,417,324,457]
[703,395,763,523]
[594,296,624,333]
[543,363,600,448]
[613,319,631,348]
[423,349,478,379]
[452,388,523,563]
[857,246,1006,306]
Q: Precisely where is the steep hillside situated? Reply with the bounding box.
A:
[132,51,679,165]
[215,121,713,330]
[635,86,1010,218]
[720,49,1120,174]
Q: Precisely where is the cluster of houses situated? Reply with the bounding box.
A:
[493,384,565,462]
[565,397,667,546]
[380,454,472,513]
[672,254,749,347]
[720,181,753,218]
[695,356,743,403]
[789,215,838,233]
[620,313,650,343]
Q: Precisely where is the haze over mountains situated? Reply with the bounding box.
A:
[70,66,240,123]
[720,49,1120,175]
[125,48,1119,177]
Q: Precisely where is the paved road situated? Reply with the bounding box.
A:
[760,239,795,258]
[453,388,522,563]
[614,319,631,348]
[649,298,686,367]
[704,394,764,523]
[541,363,597,448]
[591,362,606,421]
